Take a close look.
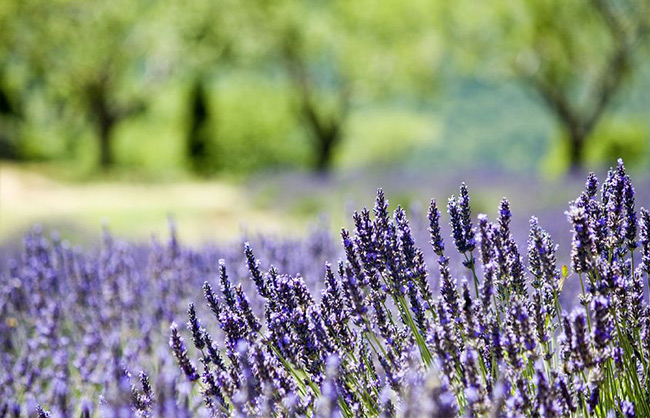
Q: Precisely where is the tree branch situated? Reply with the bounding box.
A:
[525,72,582,136]
[584,0,649,135]
[282,34,349,144]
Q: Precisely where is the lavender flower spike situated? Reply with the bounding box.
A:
[427,198,445,257]
[591,296,612,354]
[169,322,199,382]
[623,173,637,251]
[528,216,559,289]
[566,206,596,274]
[187,303,205,351]
[35,406,51,418]
[244,242,270,298]
[640,207,650,275]
[448,183,476,255]
[585,172,599,199]
[477,214,494,268]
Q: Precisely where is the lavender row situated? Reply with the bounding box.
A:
[0,222,336,416]
[3,159,650,417]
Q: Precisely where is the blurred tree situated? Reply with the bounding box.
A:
[7,0,168,169]
[281,30,350,173]
[245,1,351,173]
[167,0,313,175]
[0,73,23,159]
[172,0,228,175]
[518,0,649,171]
[585,117,648,166]
[0,1,26,159]
[172,0,246,174]
[448,0,650,172]
[247,0,442,173]
[186,76,212,174]
[4,0,448,174]
[439,0,650,172]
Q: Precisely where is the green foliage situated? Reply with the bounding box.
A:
[210,76,310,174]
[585,118,649,168]
[1,0,649,176]
[543,117,649,175]
[334,0,444,98]
[446,0,650,172]
[337,107,439,168]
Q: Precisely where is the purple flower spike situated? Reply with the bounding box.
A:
[623,175,637,251]
[218,260,236,311]
[448,183,476,255]
[35,406,51,418]
[235,284,261,334]
[244,242,270,298]
[203,281,222,321]
[640,208,650,275]
[585,172,599,199]
[620,400,636,418]
[591,296,612,353]
[566,206,596,273]
[528,216,559,289]
[186,303,205,351]
[477,214,494,268]
[497,197,512,241]
[169,323,199,382]
[427,199,445,257]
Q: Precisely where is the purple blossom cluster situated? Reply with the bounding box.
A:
[2,159,650,417]
[0,224,336,416]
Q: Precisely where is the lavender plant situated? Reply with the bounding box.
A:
[2,159,650,417]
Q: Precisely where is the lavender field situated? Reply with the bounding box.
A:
[4,0,650,414]
[2,160,650,417]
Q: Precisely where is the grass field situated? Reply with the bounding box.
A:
[0,163,308,244]
[3,160,649,251]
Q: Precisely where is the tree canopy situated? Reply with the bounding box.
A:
[1,0,648,173]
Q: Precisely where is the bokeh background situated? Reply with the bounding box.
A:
[1,0,649,247]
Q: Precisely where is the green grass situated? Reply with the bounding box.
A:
[0,163,306,244]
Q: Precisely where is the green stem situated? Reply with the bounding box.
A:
[551,285,563,332]
[578,272,592,332]
[464,252,480,298]
[396,293,433,366]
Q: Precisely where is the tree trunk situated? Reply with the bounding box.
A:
[87,79,117,170]
[567,127,586,173]
[0,77,21,160]
[186,77,212,174]
[98,115,115,170]
[314,130,339,173]
[281,39,348,175]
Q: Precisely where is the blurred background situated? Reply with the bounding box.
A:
[1,0,649,245]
